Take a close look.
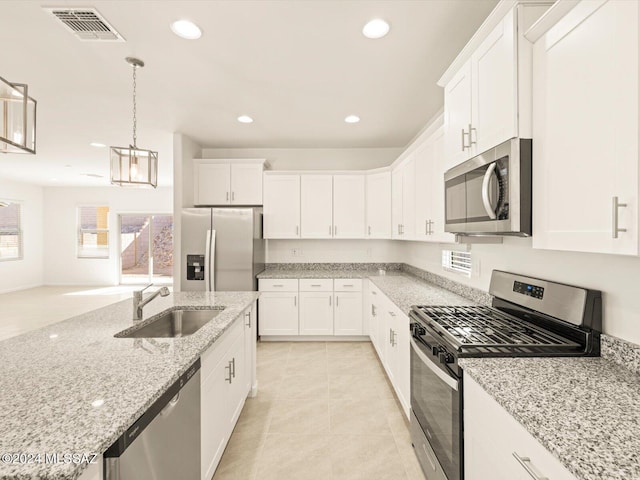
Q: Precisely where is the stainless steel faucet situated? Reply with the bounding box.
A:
[133,284,170,320]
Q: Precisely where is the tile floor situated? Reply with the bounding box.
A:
[0,285,145,341]
[213,341,425,480]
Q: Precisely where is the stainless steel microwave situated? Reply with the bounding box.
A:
[444,138,532,236]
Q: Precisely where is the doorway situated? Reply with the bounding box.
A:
[119,214,173,285]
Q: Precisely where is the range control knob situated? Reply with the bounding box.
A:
[438,352,454,364]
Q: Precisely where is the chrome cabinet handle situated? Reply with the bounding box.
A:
[245,311,251,328]
[392,331,397,346]
[294,295,297,307]
[225,362,232,383]
[226,192,230,201]
[429,220,434,235]
[397,224,401,235]
[461,128,469,151]
[329,295,332,306]
[371,304,376,316]
[231,357,236,378]
[232,191,235,201]
[469,124,477,146]
[334,225,337,236]
[273,284,284,287]
[329,226,332,236]
[389,328,393,344]
[336,295,339,307]
[612,196,628,238]
[512,453,549,480]
[368,225,371,235]
[296,225,299,236]
[311,284,322,287]
[425,220,429,235]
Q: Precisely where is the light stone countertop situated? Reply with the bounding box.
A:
[460,357,640,480]
[0,291,259,480]
[258,267,477,313]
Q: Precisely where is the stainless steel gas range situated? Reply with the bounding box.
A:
[408,270,602,480]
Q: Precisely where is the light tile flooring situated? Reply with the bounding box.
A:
[213,341,425,480]
[0,285,143,341]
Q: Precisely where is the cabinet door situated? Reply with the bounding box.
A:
[414,139,433,241]
[301,175,333,239]
[444,60,473,167]
[402,157,416,239]
[333,175,366,238]
[430,128,456,243]
[201,353,232,480]
[391,167,404,239]
[230,163,263,205]
[263,175,300,239]
[195,163,231,206]
[258,292,299,336]
[471,8,517,154]
[243,303,257,397]
[334,292,363,336]
[366,172,392,238]
[532,0,638,256]
[393,311,410,417]
[369,287,382,357]
[228,331,247,430]
[299,291,334,335]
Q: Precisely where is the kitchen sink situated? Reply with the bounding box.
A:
[116,309,224,338]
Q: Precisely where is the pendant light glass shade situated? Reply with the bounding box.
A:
[0,76,37,154]
[110,57,158,188]
[110,146,158,187]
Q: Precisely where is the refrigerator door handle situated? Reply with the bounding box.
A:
[205,230,216,292]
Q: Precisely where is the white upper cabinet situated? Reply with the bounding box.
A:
[301,175,333,239]
[333,175,366,238]
[230,163,264,205]
[366,172,392,238]
[195,163,231,206]
[194,159,265,206]
[263,174,300,239]
[470,8,517,155]
[391,156,416,240]
[444,61,473,167]
[531,0,639,256]
[441,4,549,168]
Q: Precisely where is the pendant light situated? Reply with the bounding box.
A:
[0,76,37,154]
[110,57,158,188]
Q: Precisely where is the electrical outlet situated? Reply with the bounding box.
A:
[291,248,297,257]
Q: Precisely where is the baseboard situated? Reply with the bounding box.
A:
[259,335,370,342]
[0,283,43,294]
[250,381,258,398]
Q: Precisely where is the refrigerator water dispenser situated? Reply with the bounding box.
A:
[186,254,205,281]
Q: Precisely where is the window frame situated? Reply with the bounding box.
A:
[77,205,110,259]
[0,200,23,262]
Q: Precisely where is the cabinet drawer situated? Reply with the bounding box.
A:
[299,279,333,291]
[334,278,363,292]
[201,316,243,383]
[258,279,299,292]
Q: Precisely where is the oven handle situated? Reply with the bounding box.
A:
[410,338,459,391]
[481,162,498,220]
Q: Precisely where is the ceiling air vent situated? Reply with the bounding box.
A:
[45,7,125,41]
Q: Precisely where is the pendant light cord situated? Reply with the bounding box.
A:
[132,65,137,148]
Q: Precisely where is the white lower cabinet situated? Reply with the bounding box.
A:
[258,291,299,336]
[201,310,252,480]
[299,291,334,335]
[334,291,363,336]
[365,282,410,418]
[464,374,577,480]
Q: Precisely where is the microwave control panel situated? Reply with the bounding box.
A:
[513,280,544,299]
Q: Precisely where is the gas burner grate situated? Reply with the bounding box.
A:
[413,305,579,350]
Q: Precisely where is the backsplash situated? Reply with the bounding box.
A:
[265,262,402,271]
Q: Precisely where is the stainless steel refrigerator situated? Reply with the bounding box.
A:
[181,208,264,291]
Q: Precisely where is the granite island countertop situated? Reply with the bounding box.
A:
[460,356,640,480]
[0,291,259,480]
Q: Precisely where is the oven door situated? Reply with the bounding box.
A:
[410,337,461,480]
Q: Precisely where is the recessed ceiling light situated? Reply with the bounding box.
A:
[90,142,106,148]
[237,115,254,124]
[345,115,360,124]
[170,20,202,40]
[362,19,390,39]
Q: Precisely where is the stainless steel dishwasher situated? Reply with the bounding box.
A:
[104,359,201,480]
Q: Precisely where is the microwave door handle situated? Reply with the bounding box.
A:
[481,162,498,220]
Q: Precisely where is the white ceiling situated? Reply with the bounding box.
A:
[0,0,497,187]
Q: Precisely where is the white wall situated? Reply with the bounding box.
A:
[0,178,43,293]
[402,238,640,345]
[266,239,403,264]
[43,186,173,286]
[200,147,402,171]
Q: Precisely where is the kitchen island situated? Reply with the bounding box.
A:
[0,291,259,480]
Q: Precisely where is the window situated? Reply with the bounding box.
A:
[0,201,22,260]
[78,206,110,259]
[120,214,173,284]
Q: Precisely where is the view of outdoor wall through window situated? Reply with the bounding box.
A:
[78,206,109,258]
[120,214,173,285]
[0,201,22,260]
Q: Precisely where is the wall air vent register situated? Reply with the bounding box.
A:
[44,8,125,42]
